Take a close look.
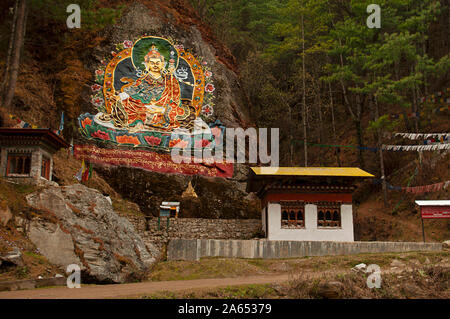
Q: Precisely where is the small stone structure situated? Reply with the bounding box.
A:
[0,128,68,185]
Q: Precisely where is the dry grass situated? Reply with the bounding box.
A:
[148,258,267,281]
[112,197,144,216]
[139,264,449,299]
[147,251,449,282]
[0,178,39,215]
[0,226,63,282]
[138,284,278,299]
[286,265,450,299]
[52,149,118,198]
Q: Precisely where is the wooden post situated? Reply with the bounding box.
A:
[157,217,160,230]
[0,0,18,105]
[379,145,388,207]
[301,3,308,167]
[167,217,170,232]
[374,97,387,207]
[265,206,269,238]
[328,82,341,167]
[421,212,426,243]
[3,0,27,110]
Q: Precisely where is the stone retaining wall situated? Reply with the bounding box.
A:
[167,239,443,261]
[119,214,262,252]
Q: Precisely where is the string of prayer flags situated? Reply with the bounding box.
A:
[382,144,450,151]
[418,88,450,104]
[8,114,38,129]
[292,139,450,153]
[373,179,449,194]
[393,133,449,140]
[358,146,379,152]
[403,180,449,194]
[389,112,424,120]
[432,105,450,114]
[423,137,449,145]
[56,111,64,135]
[81,162,93,182]
[74,161,92,182]
[291,140,378,152]
[69,137,74,156]
[372,178,402,191]
[74,160,85,182]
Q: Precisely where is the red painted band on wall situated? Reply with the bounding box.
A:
[74,144,233,178]
[262,192,353,207]
[421,206,450,219]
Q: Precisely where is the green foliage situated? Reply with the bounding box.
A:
[195,0,447,164]
[367,114,397,133]
[23,251,47,264]
[190,0,281,60]
[29,0,124,30]
[14,266,30,279]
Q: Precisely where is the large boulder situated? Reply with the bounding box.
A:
[25,184,159,283]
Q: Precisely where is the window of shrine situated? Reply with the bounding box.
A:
[6,153,32,176]
[41,156,51,180]
[317,204,341,228]
[281,202,305,229]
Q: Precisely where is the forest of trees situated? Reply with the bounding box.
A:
[191,0,449,170]
[0,0,123,128]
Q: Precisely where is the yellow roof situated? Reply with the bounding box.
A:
[250,167,374,177]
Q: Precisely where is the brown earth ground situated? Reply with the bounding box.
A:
[0,251,448,299]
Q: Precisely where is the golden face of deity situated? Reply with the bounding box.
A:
[146,57,164,73]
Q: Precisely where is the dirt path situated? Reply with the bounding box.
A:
[0,274,292,299]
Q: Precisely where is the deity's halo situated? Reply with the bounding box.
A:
[131,36,179,71]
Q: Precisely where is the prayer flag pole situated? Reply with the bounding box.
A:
[421,210,426,243]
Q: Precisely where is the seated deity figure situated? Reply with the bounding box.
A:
[109,45,184,131]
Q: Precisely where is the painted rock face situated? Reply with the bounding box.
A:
[79,35,218,151]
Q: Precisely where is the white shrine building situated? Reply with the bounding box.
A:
[247,167,374,242]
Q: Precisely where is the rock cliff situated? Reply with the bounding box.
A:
[86,1,251,128]
[95,165,260,219]
[80,1,258,218]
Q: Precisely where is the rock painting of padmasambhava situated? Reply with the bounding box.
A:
[79,36,220,150]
